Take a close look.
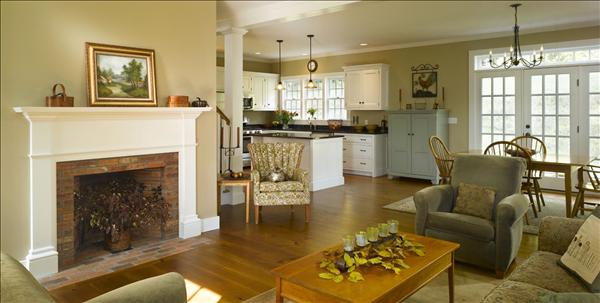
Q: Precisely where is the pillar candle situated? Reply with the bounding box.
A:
[367,226,379,242]
[387,219,399,234]
[378,223,390,237]
[342,235,354,252]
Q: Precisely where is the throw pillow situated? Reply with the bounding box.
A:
[453,182,496,221]
[558,213,600,293]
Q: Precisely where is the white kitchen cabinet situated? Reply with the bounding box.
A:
[338,133,387,177]
[242,73,252,96]
[247,73,279,111]
[343,64,389,110]
[387,110,448,184]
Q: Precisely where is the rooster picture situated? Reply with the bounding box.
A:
[412,71,437,98]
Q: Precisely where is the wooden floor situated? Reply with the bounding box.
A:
[49,175,539,303]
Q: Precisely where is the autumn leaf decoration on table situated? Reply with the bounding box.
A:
[318,234,425,283]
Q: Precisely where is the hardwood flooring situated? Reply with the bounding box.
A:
[49,175,539,303]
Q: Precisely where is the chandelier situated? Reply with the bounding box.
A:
[488,3,543,69]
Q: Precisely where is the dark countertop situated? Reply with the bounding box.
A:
[244,124,388,135]
[248,132,345,140]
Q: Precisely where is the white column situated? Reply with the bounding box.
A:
[221,27,247,205]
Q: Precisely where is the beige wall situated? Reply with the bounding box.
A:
[280,26,600,150]
[1,1,217,260]
[217,56,274,73]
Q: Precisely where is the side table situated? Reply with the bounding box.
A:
[217,173,252,223]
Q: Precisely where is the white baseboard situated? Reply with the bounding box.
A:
[24,247,58,278]
[202,216,220,231]
[180,215,203,239]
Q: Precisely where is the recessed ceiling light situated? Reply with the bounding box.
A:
[359,43,368,46]
[255,52,261,55]
[302,53,308,56]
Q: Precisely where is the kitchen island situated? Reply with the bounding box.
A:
[250,132,345,191]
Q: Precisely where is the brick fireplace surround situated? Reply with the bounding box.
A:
[14,106,215,278]
[56,152,179,269]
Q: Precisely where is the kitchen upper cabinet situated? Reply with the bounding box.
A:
[250,73,279,111]
[387,110,448,184]
[242,73,253,96]
[343,64,389,110]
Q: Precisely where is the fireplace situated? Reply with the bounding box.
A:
[14,106,214,277]
[56,153,178,269]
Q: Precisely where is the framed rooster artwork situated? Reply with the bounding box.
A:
[411,64,438,98]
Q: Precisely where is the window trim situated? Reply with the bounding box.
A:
[281,72,347,122]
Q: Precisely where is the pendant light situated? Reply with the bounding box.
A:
[276,40,285,91]
[305,34,318,89]
[488,3,543,69]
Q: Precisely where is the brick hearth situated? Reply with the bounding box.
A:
[56,152,179,269]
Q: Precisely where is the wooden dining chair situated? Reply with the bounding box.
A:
[511,135,547,212]
[428,136,454,184]
[573,163,600,216]
[484,141,537,223]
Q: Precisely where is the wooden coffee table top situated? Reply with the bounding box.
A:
[272,233,459,303]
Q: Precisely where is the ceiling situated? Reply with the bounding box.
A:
[216,1,600,62]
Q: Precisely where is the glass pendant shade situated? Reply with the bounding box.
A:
[276,81,284,90]
[305,78,315,89]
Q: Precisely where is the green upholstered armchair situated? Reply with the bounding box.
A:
[1,252,187,303]
[248,142,311,224]
[414,154,529,278]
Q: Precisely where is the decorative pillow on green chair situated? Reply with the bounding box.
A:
[453,182,496,221]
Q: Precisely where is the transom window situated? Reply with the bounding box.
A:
[282,74,346,120]
[475,45,600,71]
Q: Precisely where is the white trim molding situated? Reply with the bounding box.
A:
[14,107,212,278]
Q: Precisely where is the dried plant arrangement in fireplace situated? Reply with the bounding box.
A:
[75,174,169,252]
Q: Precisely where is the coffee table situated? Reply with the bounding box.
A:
[272,233,460,303]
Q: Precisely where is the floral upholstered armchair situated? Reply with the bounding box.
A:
[247,142,310,224]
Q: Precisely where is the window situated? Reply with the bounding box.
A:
[282,80,301,114]
[589,71,600,158]
[327,78,347,120]
[475,45,600,71]
[281,74,346,120]
[303,79,323,120]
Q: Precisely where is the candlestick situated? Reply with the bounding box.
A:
[220,127,224,148]
[355,231,367,247]
[237,127,240,147]
[342,235,355,252]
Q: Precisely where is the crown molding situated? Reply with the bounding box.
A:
[272,22,599,63]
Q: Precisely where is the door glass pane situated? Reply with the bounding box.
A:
[531,75,542,94]
[558,95,570,115]
[590,72,600,93]
[481,116,491,133]
[558,74,570,94]
[558,117,570,136]
[482,97,492,114]
[591,116,600,136]
[505,77,515,95]
[493,116,503,133]
[493,77,503,95]
[590,94,600,115]
[505,116,515,133]
[531,116,543,135]
[505,96,515,114]
[544,96,556,115]
[544,75,556,94]
[545,116,556,135]
[482,78,491,95]
[493,97,503,114]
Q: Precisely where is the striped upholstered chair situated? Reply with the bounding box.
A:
[248,142,310,224]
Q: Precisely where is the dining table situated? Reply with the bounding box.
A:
[461,150,588,218]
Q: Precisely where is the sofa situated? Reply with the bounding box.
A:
[415,154,529,277]
[1,252,187,303]
[482,216,599,302]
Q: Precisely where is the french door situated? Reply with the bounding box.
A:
[476,64,599,190]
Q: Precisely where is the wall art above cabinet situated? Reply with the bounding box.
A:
[343,63,389,111]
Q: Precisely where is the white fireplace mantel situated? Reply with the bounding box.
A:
[14,106,213,278]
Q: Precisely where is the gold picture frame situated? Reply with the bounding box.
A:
[86,42,157,106]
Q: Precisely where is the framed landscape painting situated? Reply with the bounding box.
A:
[86,43,157,106]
